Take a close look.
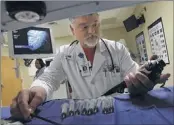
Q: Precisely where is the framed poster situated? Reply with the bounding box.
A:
[136,31,148,64]
[148,17,169,64]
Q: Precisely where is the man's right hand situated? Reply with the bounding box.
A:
[10,86,47,120]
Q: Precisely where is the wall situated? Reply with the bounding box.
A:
[126,1,173,86]
[101,27,129,43]
[1,47,9,57]
[55,36,74,47]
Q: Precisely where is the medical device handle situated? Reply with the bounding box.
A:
[102,59,166,96]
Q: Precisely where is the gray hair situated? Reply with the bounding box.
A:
[69,13,99,24]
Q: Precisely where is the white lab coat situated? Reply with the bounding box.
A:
[31,38,139,100]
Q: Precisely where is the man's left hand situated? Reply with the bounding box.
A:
[124,72,170,95]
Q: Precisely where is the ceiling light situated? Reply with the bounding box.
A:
[5,1,46,23]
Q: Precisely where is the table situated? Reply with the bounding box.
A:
[2,86,174,125]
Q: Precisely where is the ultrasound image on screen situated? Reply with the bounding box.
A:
[12,27,53,54]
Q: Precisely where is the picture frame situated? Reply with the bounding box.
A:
[136,31,148,64]
[147,17,170,64]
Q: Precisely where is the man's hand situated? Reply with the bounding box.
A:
[156,73,171,83]
[10,86,46,120]
[124,71,170,95]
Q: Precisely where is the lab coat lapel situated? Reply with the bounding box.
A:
[89,39,106,83]
[75,43,88,66]
[74,40,106,83]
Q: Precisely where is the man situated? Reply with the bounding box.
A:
[10,13,170,120]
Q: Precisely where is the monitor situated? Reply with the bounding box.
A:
[123,15,138,32]
[7,26,56,59]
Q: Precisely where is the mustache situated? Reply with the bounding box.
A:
[86,34,99,39]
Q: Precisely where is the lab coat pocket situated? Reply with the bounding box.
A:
[94,71,108,95]
[109,71,121,86]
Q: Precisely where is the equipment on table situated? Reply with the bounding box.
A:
[102,59,166,96]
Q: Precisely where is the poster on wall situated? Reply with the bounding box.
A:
[136,31,148,64]
[148,17,169,64]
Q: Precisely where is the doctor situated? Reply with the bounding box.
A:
[10,13,170,120]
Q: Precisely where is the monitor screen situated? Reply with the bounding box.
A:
[8,27,56,59]
[123,15,138,32]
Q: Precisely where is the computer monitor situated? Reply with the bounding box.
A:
[7,26,56,59]
[123,15,139,32]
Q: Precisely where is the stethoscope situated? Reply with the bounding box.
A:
[69,38,115,71]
